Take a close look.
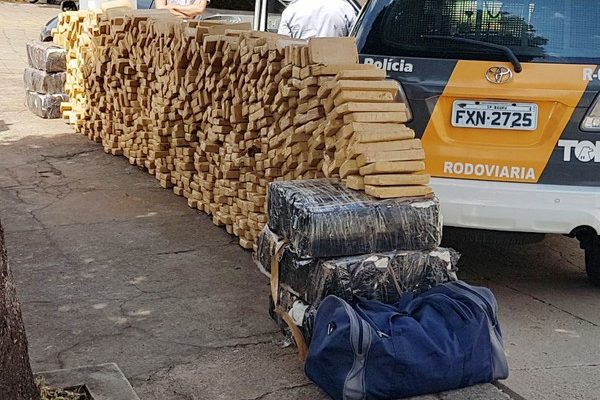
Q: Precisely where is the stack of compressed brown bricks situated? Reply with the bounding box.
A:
[318,71,432,198]
[63,10,431,250]
[53,10,100,125]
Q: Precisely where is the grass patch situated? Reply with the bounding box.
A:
[37,377,90,400]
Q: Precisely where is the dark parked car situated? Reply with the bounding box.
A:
[39,0,363,41]
[40,0,287,41]
[40,0,154,41]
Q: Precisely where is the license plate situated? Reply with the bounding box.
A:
[451,100,538,131]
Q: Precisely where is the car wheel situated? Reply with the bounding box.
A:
[584,236,600,287]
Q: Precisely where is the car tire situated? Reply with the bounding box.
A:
[584,236,600,287]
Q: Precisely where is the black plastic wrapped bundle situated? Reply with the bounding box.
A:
[255,227,458,306]
[267,179,442,259]
[268,248,459,345]
[317,249,459,304]
[255,226,318,298]
[269,289,317,345]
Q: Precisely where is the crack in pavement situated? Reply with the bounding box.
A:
[55,332,125,369]
[154,249,201,256]
[127,349,310,400]
[37,159,63,178]
[501,283,600,327]
[1,178,88,192]
[542,241,584,271]
[130,365,194,400]
[153,334,277,352]
[41,150,96,161]
[128,364,179,385]
[0,25,23,59]
[1,162,80,217]
[458,250,599,327]
[512,363,600,371]
[171,389,194,400]
[21,300,54,305]
[151,242,239,256]
[2,212,212,234]
[128,280,189,297]
[115,325,280,354]
[5,165,24,187]
[0,184,36,190]
[242,382,313,400]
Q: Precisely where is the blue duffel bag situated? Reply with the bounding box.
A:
[305,281,509,400]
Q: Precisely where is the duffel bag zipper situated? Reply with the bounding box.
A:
[448,282,496,324]
[341,301,364,355]
[341,301,371,400]
[447,282,509,380]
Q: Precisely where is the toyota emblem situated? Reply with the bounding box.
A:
[485,66,513,84]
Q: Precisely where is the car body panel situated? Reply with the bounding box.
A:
[354,0,600,233]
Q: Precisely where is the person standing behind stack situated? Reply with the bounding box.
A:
[156,0,209,18]
[278,0,358,39]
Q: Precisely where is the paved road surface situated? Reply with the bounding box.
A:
[1,2,599,399]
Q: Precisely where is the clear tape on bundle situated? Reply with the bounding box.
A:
[256,226,458,307]
[23,68,66,95]
[26,40,67,73]
[267,179,442,259]
[271,289,317,346]
[26,91,68,119]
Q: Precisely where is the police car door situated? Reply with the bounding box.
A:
[354,0,600,187]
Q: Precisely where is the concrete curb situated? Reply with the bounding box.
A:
[35,363,140,400]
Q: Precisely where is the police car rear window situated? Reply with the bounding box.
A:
[358,0,600,63]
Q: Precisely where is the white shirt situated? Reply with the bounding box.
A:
[169,0,194,5]
[277,0,357,40]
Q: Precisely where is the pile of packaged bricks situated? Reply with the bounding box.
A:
[52,9,432,250]
[24,41,68,119]
[256,179,458,349]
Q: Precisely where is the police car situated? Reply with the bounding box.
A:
[353,0,600,285]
